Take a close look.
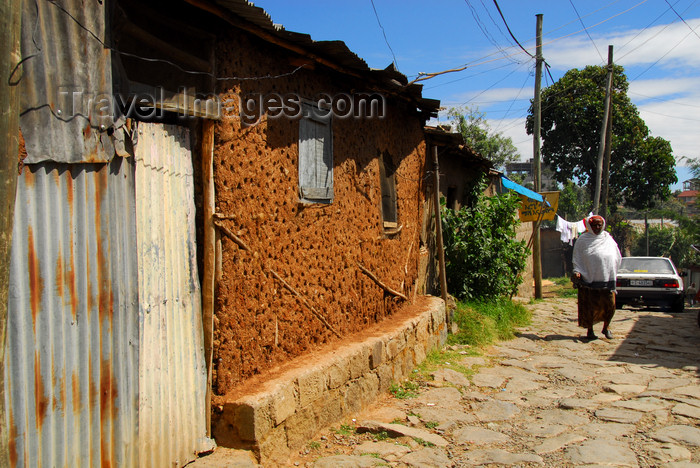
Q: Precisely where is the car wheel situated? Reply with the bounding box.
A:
[671,297,685,313]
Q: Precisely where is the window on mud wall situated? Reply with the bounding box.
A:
[379,151,398,229]
[298,103,333,203]
[446,186,458,210]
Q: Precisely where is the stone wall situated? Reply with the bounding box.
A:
[211,296,446,464]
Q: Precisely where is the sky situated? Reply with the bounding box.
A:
[251,0,700,191]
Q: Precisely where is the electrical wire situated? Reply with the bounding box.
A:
[491,0,535,58]
[569,0,605,63]
[630,23,700,81]
[493,70,533,133]
[616,0,697,61]
[369,0,399,69]
[664,0,700,40]
[464,0,522,65]
[39,0,309,83]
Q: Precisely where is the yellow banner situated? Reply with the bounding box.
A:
[518,191,560,222]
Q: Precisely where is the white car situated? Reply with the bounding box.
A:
[615,256,684,312]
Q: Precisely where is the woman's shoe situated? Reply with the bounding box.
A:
[586,329,597,340]
[602,329,613,339]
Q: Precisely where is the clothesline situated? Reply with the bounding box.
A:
[555,213,593,245]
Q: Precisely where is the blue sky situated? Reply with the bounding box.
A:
[253,1,700,190]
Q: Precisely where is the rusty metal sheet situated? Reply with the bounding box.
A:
[5,157,139,467]
[19,0,116,163]
[134,122,211,467]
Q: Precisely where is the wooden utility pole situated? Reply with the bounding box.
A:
[593,46,614,215]
[432,146,448,306]
[532,14,543,300]
[0,0,22,465]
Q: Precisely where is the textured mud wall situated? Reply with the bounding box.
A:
[211,31,428,397]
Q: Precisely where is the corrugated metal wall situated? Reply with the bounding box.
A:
[5,156,139,467]
[134,122,209,467]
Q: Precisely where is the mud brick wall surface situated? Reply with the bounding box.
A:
[211,31,429,396]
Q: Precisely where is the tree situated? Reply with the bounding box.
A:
[557,180,591,220]
[449,107,519,170]
[526,65,676,211]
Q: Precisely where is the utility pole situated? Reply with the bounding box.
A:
[532,14,543,300]
[0,0,22,466]
[601,45,614,219]
[593,45,614,215]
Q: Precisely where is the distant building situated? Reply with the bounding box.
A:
[677,179,699,216]
[505,158,557,191]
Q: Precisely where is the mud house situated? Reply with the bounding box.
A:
[3,0,478,466]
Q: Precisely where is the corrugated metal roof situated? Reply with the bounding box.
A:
[19,0,120,164]
[135,122,211,467]
[6,157,139,467]
[424,125,493,169]
[210,0,440,116]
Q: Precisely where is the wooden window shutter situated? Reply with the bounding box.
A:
[299,105,333,202]
[379,151,398,227]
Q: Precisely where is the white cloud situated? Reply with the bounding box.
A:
[544,19,700,71]
[629,77,700,99]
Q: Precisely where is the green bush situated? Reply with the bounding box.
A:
[441,175,529,301]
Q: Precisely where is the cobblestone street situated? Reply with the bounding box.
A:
[192,296,700,467]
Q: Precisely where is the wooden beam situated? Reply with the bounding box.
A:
[0,0,21,465]
[201,119,215,436]
[432,146,448,305]
[357,262,408,301]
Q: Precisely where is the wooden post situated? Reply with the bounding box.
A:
[201,119,215,436]
[532,14,543,299]
[431,146,448,306]
[593,46,614,214]
[601,46,614,219]
[0,0,21,465]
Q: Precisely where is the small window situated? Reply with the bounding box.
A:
[446,186,458,210]
[298,103,333,203]
[379,151,398,229]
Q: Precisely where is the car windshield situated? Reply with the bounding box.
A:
[619,258,675,274]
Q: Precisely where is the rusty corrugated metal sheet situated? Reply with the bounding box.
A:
[19,0,116,164]
[134,122,211,467]
[5,157,139,467]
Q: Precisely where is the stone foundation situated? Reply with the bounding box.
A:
[212,296,446,465]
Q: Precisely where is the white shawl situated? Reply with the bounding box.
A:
[572,219,621,285]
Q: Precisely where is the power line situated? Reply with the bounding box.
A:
[616,0,695,61]
[629,90,700,108]
[630,22,700,81]
[664,0,700,41]
[41,0,307,83]
[369,0,399,69]
[411,0,648,86]
[569,0,605,63]
[639,107,700,122]
[493,71,533,132]
[464,0,522,64]
[491,0,535,58]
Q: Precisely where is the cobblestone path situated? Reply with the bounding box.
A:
[192,297,700,467]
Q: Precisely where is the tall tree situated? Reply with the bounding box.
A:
[525,65,676,211]
[448,107,519,170]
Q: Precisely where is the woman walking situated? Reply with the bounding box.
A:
[572,215,622,340]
